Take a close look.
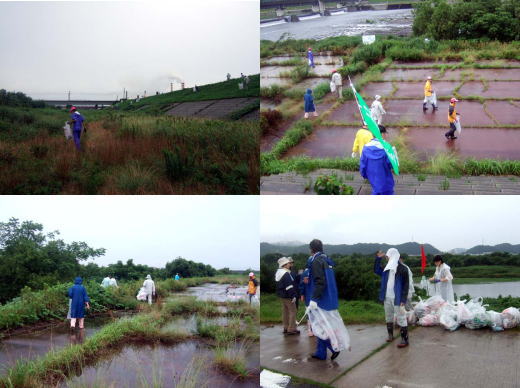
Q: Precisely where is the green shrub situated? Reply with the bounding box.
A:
[115,162,157,194]
[313,174,354,195]
[163,146,194,181]
[351,43,383,65]
[386,46,424,61]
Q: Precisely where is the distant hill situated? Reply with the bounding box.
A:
[465,244,520,254]
[260,242,441,256]
[115,75,259,115]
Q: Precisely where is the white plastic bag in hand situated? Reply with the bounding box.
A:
[308,307,350,352]
[455,117,462,136]
[330,81,336,93]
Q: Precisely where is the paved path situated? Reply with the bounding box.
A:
[261,169,520,195]
[165,97,258,120]
[334,326,520,388]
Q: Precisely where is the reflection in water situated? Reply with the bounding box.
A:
[69,329,85,346]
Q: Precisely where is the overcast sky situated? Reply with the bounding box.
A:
[261,196,520,251]
[0,0,258,100]
[0,196,259,270]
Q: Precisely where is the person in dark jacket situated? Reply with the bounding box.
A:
[276,257,299,335]
[304,89,318,119]
[374,248,410,348]
[360,126,395,195]
[307,239,341,360]
[68,277,90,330]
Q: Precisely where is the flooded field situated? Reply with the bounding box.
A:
[180,283,258,303]
[261,9,413,41]
[64,340,260,388]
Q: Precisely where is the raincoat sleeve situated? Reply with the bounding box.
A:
[399,266,409,304]
[373,256,384,276]
[83,287,90,303]
[360,150,368,179]
[311,257,326,301]
[443,266,453,281]
[153,282,156,295]
[352,132,360,154]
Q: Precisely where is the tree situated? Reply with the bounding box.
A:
[0,218,106,303]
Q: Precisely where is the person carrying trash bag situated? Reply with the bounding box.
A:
[370,95,386,125]
[445,98,460,140]
[304,89,318,119]
[69,106,85,151]
[331,69,343,99]
[143,274,156,305]
[423,76,438,112]
[68,277,90,330]
[374,248,410,347]
[276,257,299,335]
[429,255,454,303]
[307,239,350,360]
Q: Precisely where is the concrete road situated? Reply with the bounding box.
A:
[334,326,520,388]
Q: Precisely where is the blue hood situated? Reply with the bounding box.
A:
[306,88,312,95]
[362,141,387,160]
[74,277,83,285]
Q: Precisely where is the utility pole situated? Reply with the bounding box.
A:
[170,83,173,92]
[68,90,70,101]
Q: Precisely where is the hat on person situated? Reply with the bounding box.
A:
[288,257,294,263]
[249,272,254,277]
[308,47,312,51]
[146,274,151,279]
[375,95,381,100]
[278,257,291,268]
[332,69,337,73]
[70,106,77,112]
[427,76,432,80]
[450,97,459,103]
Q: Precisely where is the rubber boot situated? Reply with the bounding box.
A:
[422,103,427,111]
[397,327,409,348]
[433,104,438,111]
[311,338,327,360]
[386,322,394,342]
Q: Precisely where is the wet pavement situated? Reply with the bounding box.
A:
[0,315,117,374]
[262,66,296,78]
[261,324,386,385]
[261,9,413,41]
[334,326,520,388]
[64,341,260,388]
[261,169,520,195]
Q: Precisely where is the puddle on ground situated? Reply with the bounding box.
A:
[63,341,259,388]
[161,315,229,334]
[261,77,292,87]
[0,314,129,374]
[261,66,295,78]
[179,283,257,303]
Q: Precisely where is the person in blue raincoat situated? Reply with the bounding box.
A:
[304,89,318,119]
[307,239,341,361]
[68,277,90,329]
[360,126,395,195]
[69,106,85,151]
[174,273,181,281]
[307,47,315,68]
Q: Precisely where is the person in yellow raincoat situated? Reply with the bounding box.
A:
[445,97,460,140]
[351,125,374,158]
[247,272,258,304]
[423,76,438,112]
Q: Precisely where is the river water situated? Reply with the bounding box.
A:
[261,9,413,41]
[419,281,520,299]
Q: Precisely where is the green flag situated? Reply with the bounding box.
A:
[350,81,399,175]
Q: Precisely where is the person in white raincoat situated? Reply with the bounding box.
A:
[143,274,156,305]
[101,276,111,288]
[370,95,386,125]
[429,255,454,303]
[109,277,118,288]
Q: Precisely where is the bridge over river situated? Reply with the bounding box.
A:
[43,100,116,108]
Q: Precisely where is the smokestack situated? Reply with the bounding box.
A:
[170,83,173,92]
[181,82,185,90]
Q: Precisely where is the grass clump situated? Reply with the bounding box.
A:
[214,343,249,378]
[268,119,313,159]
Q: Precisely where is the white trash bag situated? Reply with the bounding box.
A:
[424,295,446,312]
[260,369,291,388]
[455,300,473,325]
[330,81,336,93]
[439,304,459,331]
[63,121,72,140]
[406,310,417,325]
[488,310,504,332]
[418,312,440,327]
[414,297,430,319]
[455,116,462,136]
[501,307,520,329]
[308,307,350,352]
[432,91,437,106]
[136,287,147,301]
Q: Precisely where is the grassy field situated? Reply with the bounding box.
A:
[116,75,259,114]
[260,293,384,324]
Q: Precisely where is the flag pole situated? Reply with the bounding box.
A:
[348,75,366,126]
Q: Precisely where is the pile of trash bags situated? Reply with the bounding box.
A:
[413,295,520,332]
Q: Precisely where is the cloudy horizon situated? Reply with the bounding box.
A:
[0,0,259,100]
[0,196,259,270]
[261,196,520,252]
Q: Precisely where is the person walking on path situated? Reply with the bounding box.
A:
[143,274,156,305]
[374,248,410,348]
[360,126,395,195]
[69,106,85,151]
[429,255,454,303]
[445,98,460,140]
[351,125,373,158]
[247,272,258,304]
[423,76,438,112]
[304,89,318,119]
[371,95,386,125]
[331,70,343,99]
[307,48,315,68]
[68,277,90,330]
[307,239,342,361]
[276,257,299,336]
